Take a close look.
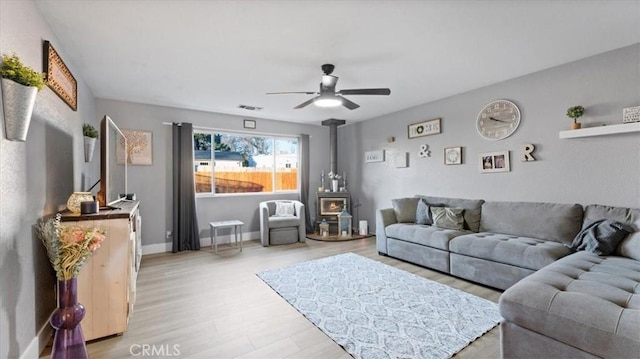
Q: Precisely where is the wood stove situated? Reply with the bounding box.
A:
[316,192,350,234]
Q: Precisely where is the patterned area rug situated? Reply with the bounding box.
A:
[257,253,501,359]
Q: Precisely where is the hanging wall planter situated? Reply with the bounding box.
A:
[1,78,38,141]
[0,53,46,142]
[84,136,97,162]
[82,124,98,162]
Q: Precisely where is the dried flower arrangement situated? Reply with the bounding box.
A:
[38,214,106,280]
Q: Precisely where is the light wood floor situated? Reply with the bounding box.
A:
[53,237,503,358]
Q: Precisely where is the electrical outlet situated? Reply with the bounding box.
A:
[166,231,172,239]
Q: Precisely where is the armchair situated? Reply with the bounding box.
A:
[259,200,306,246]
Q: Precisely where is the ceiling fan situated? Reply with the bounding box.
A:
[266,64,391,110]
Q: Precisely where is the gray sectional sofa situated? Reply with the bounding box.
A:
[376,195,640,358]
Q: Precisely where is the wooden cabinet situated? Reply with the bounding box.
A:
[60,201,141,341]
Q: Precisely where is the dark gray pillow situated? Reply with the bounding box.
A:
[415,199,432,225]
[392,197,420,223]
[569,219,633,256]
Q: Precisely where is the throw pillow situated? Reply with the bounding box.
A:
[430,207,465,230]
[392,198,420,223]
[415,199,431,225]
[616,219,640,260]
[569,219,633,256]
[275,202,295,217]
[617,231,640,260]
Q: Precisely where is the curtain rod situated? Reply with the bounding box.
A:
[162,122,307,138]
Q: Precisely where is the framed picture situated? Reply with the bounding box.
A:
[444,146,462,165]
[408,118,441,139]
[364,150,385,163]
[393,152,409,168]
[480,151,510,173]
[43,40,77,111]
[243,119,256,129]
[117,130,153,165]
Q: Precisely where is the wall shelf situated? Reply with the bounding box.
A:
[559,122,640,139]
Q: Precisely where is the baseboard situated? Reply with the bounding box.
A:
[142,231,259,254]
[21,317,53,359]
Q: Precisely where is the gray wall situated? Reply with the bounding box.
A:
[96,99,330,251]
[0,1,99,357]
[340,44,640,233]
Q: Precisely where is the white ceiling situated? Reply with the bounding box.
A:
[35,0,640,125]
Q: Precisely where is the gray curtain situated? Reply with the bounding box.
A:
[299,134,313,233]
[172,122,200,252]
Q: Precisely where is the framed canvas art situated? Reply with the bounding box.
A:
[117,130,153,165]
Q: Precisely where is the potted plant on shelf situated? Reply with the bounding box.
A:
[0,53,46,141]
[566,105,585,130]
[83,123,99,162]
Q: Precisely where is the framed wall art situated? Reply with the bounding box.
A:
[43,40,77,111]
[117,130,153,165]
[480,151,510,173]
[364,150,385,163]
[243,119,256,129]
[408,118,441,139]
[444,146,462,165]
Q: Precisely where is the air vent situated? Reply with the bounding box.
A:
[237,104,263,111]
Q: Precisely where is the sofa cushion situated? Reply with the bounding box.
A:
[430,207,465,230]
[416,195,484,232]
[583,204,640,225]
[499,252,640,358]
[480,201,583,245]
[450,233,571,271]
[385,223,467,251]
[392,197,420,223]
[268,216,300,229]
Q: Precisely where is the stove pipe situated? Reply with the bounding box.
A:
[321,119,346,175]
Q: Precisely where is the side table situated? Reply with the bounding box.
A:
[209,220,244,253]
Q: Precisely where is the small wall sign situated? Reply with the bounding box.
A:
[408,118,441,139]
[623,106,640,123]
[365,150,385,163]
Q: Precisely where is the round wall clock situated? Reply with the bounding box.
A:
[476,100,521,140]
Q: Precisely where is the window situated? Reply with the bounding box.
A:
[194,130,299,195]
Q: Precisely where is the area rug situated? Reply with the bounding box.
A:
[257,253,501,359]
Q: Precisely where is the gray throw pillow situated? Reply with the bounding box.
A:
[430,207,465,230]
[616,219,640,260]
[392,197,420,223]
[569,219,633,256]
[415,199,432,225]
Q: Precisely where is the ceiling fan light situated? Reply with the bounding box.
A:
[314,96,342,108]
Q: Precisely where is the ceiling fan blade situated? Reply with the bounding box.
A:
[293,97,316,109]
[338,88,391,96]
[266,91,317,95]
[340,96,360,110]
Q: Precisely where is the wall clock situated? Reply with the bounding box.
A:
[476,100,521,140]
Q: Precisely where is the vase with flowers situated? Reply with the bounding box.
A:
[327,171,342,192]
[38,214,106,359]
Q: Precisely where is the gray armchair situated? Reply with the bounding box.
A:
[259,200,306,246]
